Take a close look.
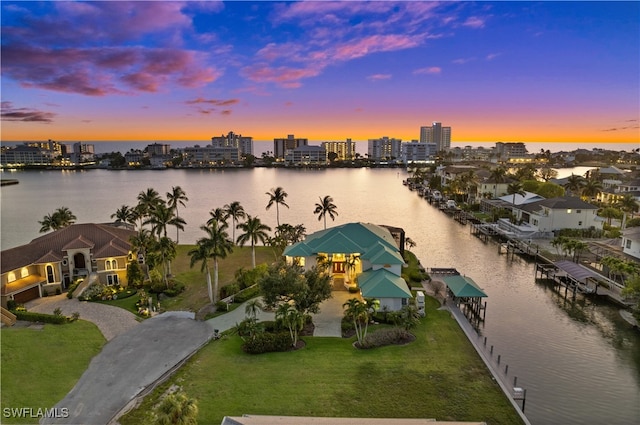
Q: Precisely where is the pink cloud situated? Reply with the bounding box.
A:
[462,16,486,29]
[334,34,422,61]
[413,67,442,75]
[453,57,475,65]
[1,101,56,123]
[367,74,392,81]
[241,64,321,88]
[486,53,501,61]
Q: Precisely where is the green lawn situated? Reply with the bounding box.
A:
[1,321,105,424]
[119,296,524,425]
[159,245,274,312]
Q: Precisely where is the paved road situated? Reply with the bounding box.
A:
[42,312,214,425]
[27,295,139,341]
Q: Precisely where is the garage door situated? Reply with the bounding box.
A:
[13,286,40,304]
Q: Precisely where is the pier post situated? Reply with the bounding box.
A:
[497,354,501,364]
[513,376,518,387]
[490,345,494,354]
[505,364,509,374]
[484,336,487,346]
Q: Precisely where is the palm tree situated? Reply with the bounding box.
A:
[276,304,304,347]
[265,186,289,226]
[145,203,186,241]
[618,194,639,229]
[343,298,369,346]
[507,181,526,210]
[136,188,162,227]
[489,166,508,197]
[153,390,198,425]
[130,228,154,280]
[157,236,176,287]
[314,195,339,229]
[224,201,246,242]
[207,207,228,229]
[188,240,214,304]
[39,207,77,233]
[581,178,603,201]
[564,174,585,197]
[195,223,233,304]
[111,205,135,226]
[236,215,271,268]
[166,186,188,243]
[599,207,620,226]
[245,298,263,320]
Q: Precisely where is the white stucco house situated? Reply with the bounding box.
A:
[621,227,640,260]
[283,222,412,311]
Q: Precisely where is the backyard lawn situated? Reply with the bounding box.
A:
[119,296,525,425]
[1,320,105,424]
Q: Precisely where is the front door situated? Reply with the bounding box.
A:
[74,253,86,270]
[332,261,345,274]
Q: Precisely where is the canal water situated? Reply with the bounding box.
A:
[1,168,639,424]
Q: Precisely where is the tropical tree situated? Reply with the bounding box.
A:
[599,207,621,226]
[236,215,271,268]
[245,298,263,320]
[194,223,233,304]
[156,236,176,287]
[507,181,526,208]
[314,195,339,229]
[618,194,639,229]
[405,238,416,249]
[166,186,188,243]
[145,203,186,241]
[265,186,289,226]
[224,201,246,242]
[111,205,135,226]
[152,390,198,425]
[136,188,163,223]
[206,207,228,229]
[489,166,508,197]
[39,207,77,233]
[276,304,304,347]
[397,304,421,330]
[188,240,214,304]
[537,166,558,182]
[581,178,603,201]
[564,174,585,197]
[343,298,370,346]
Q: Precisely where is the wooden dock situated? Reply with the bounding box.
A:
[0,179,19,187]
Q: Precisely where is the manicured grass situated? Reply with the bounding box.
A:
[160,245,274,312]
[1,321,105,424]
[95,289,143,317]
[119,297,524,425]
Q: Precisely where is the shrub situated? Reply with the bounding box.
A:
[13,310,67,324]
[215,301,229,312]
[66,281,81,299]
[164,281,185,297]
[221,283,240,299]
[53,307,63,317]
[233,285,261,303]
[348,285,359,293]
[242,332,291,354]
[7,299,17,310]
[127,260,145,287]
[55,288,62,295]
[359,327,414,349]
[70,312,80,322]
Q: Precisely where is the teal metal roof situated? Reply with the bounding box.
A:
[360,242,405,265]
[283,222,400,261]
[358,269,412,299]
[441,275,487,298]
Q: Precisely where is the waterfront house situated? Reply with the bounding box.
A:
[512,196,602,234]
[1,223,136,307]
[283,222,412,311]
[621,227,640,260]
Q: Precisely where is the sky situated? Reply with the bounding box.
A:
[1,1,639,147]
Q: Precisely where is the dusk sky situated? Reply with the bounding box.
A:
[1,1,638,146]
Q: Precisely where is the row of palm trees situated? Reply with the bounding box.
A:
[39,206,77,233]
[265,186,338,229]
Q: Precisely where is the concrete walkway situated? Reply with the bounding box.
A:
[312,291,354,337]
[26,294,139,341]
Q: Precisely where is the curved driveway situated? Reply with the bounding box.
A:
[27,295,139,341]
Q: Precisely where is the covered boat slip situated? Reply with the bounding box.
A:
[430,269,488,323]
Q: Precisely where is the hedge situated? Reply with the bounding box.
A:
[242,332,292,354]
[12,310,68,324]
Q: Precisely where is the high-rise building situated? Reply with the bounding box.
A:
[273,134,308,159]
[495,142,528,161]
[420,122,451,152]
[367,136,402,161]
[321,139,356,160]
[146,143,171,156]
[211,131,253,156]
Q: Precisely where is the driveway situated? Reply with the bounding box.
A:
[312,291,355,337]
[26,294,139,341]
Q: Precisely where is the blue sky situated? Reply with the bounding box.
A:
[1,1,638,145]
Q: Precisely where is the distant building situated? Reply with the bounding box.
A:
[285,145,327,165]
[402,141,436,164]
[183,145,240,165]
[124,150,144,166]
[0,144,55,166]
[368,136,402,161]
[420,122,451,152]
[322,139,356,161]
[495,142,528,161]
[274,134,308,159]
[146,143,171,156]
[211,131,253,156]
[71,142,95,164]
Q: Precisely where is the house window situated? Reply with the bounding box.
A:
[21,267,29,278]
[111,259,117,270]
[578,221,582,226]
[107,274,119,286]
[105,260,112,270]
[7,272,16,283]
[576,210,581,213]
[46,265,55,283]
[626,240,632,249]
[402,298,408,306]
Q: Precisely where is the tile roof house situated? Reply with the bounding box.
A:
[514,196,603,233]
[283,223,412,311]
[1,223,136,307]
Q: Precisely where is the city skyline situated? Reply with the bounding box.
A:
[1,1,638,145]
